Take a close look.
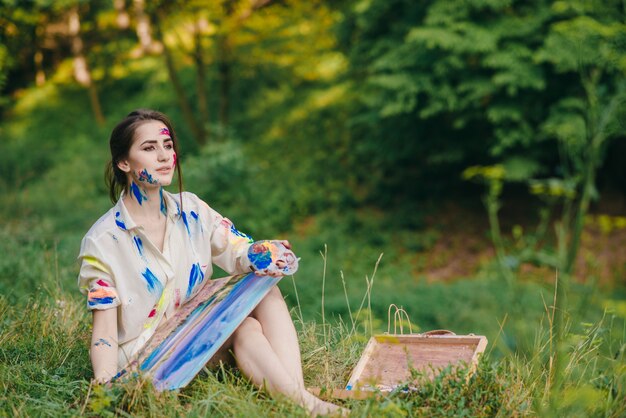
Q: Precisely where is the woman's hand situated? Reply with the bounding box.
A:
[249,240,298,277]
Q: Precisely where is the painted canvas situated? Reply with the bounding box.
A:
[128,272,281,391]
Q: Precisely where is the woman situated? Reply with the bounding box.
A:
[78,109,343,416]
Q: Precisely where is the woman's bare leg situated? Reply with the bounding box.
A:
[250,286,305,385]
[232,316,346,416]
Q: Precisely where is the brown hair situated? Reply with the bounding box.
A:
[105,109,184,204]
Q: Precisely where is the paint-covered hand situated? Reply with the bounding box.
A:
[248,240,299,277]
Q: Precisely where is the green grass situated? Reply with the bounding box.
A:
[0,225,624,417]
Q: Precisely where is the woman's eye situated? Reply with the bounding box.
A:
[165,144,173,149]
[143,146,155,151]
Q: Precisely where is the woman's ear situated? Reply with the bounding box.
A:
[117,159,131,173]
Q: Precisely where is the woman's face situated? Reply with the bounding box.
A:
[117,120,177,188]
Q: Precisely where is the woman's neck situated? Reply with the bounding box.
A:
[123,181,167,223]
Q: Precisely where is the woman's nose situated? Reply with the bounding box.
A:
[157,147,169,161]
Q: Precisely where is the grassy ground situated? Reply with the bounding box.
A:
[0,222,624,417]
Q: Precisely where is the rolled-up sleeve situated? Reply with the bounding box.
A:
[78,236,120,310]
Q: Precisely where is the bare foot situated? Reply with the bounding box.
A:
[301,390,349,417]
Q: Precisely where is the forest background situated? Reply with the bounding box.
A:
[0,0,625,416]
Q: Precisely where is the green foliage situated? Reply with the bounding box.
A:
[333,0,626,204]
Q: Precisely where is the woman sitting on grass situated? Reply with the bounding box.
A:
[78,109,344,416]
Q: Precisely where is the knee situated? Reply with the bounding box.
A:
[264,285,285,304]
[232,317,262,350]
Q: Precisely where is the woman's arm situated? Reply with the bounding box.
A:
[91,308,119,383]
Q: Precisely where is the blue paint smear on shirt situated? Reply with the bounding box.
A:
[130,181,146,205]
[142,268,163,293]
[133,235,144,257]
[89,297,115,306]
[190,211,198,221]
[230,224,254,243]
[182,212,191,236]
[115,212,127,230]
[186,263,205,298]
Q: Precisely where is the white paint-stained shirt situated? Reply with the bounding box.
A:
[77,191,256,368]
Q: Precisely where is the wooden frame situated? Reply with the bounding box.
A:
[311,332,487,399]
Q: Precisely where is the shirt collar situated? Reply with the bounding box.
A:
[162,190,183,220]
[114,192,138,231]
[114,190,182,231]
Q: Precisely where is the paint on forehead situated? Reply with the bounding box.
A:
[138,169,158,185]
[115,212,127,230]
[142,267,163,293]
[160,127,170,136]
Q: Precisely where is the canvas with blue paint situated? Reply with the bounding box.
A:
[130,272,281,391]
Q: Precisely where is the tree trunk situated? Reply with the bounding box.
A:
[194,18,209,141]
[134,0,156,53]
[217,0,235,130]
[216,0,272,131]
[152,10,205,146]
[68,6,105,126]
[34,49,45,86]
[114,0,130,30]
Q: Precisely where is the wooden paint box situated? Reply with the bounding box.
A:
[312,331,488,399]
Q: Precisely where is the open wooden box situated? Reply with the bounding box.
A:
[312,331,487,399]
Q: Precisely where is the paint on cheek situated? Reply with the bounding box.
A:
[172,153,177,169]
[130,181,148,205]
[94,338,112,347]
[137,169,158,185]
